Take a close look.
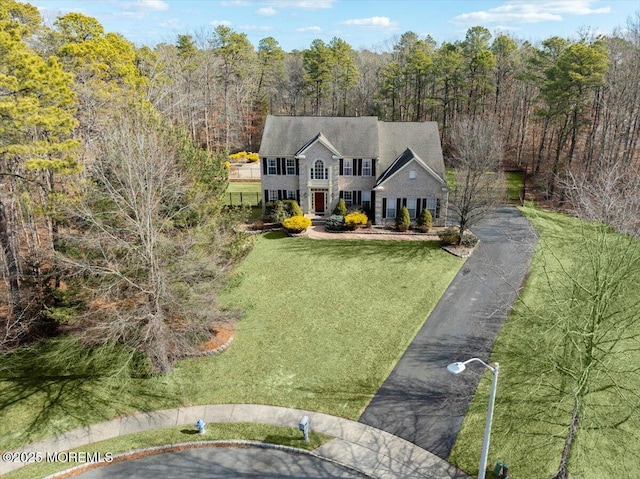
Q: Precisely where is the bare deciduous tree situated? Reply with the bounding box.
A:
[59,106,250,373]
[448,117,505,243]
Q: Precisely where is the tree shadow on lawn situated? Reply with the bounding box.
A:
[0,337,181,449]
[286,238,445,262]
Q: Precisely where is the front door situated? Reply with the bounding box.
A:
[314,191,325,214]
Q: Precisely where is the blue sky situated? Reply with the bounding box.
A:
[32,0,639,51]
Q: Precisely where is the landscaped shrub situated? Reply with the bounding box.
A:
[344,211,368,230]
[290,200,303,217]
[325,215,345,232]
[333,198,347,216]
[417,209,433,232]
[460,232,479,247]
[395,206,410,232]
[229,151,259,162]
[438,227,460,245]
[267,201,289,224]
[265,200,302,222]
[282,215,311,233]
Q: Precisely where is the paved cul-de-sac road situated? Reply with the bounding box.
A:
[360,206,538,460]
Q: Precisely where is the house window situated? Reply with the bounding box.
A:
[427,198,437,218]
[386,197,396,219]
[311,160,327,180]
[268,190,278,201]
[407,198,417,219]
[362,159,372,177]
[343,191,353,206]
[343,159,353,176]
[267,158,277,175]
[286,190,296,199]
[362,191,371,211]
[409,170,417,179]
[286,158,296,176]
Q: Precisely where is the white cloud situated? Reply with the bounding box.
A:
[267,0,335,9]
[211,20,233,27]
[452,1,611,25]
[341,16,398,29]
[256,7,278,16]
[296,26,322,33]
[121,0,169,12]
[240,24,273,31]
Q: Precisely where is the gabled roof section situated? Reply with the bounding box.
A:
[375,148,446,188]
[295,132,341,158]
[258,116,379,158]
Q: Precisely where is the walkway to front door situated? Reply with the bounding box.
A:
[314,191,325,214]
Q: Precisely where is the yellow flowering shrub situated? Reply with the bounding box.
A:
[282,215,311,233]
[344,211,368,230]
[229,151,259,162]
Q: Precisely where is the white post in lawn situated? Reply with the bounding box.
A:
[447,358,499,479]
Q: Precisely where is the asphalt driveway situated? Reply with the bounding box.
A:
[359,206,538,459]
[73,446,371,479]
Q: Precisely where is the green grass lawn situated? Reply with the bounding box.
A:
[505,171,524,204]
[225,181,262,206]
[0,233,463,453]
[449,206,640,479]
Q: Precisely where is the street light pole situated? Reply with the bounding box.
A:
[447,358,499,479]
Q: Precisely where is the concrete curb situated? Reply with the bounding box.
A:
[1,404,469,478]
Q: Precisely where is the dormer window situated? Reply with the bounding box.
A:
[311,160,328,180]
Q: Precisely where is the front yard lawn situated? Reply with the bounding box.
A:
[0,233,463,450]
[449,206,640,479]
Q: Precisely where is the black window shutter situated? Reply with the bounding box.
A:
[263,159,268,174]
[277,190,283,200]
[396,198,401,214]
[264,190,269,204]
[339,190,343,199]
[357,159,362,176]
[423,198,427,211]
[402,198,407,207]
[356,191,362,205]
[296,190,300,202]
[339,159,344,175]
[295,159,299,175]
[416,198,422,216]
[371,190,376,207]
[372,160,376,177]
[436,198,441,218]
[382,198,387,218]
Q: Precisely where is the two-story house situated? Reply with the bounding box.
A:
[259,115,448,225]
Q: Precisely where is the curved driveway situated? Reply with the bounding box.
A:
[360,207,538,459]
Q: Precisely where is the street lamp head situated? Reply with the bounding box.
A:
[447,362,466,374]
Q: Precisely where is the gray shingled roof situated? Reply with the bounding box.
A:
[258,116,445,181]
[259,116,379,158]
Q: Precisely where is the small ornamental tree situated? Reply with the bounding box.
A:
[396,206,410,232]
[417,208,433,232]
[333,198,347,216]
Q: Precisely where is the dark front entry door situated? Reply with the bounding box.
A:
[314,192,325,214]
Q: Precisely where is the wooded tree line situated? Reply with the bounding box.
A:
[0,1,250,372]
[144,18,639,200]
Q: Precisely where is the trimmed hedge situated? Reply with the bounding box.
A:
[325,215,345,232]
[417,209,433,232]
